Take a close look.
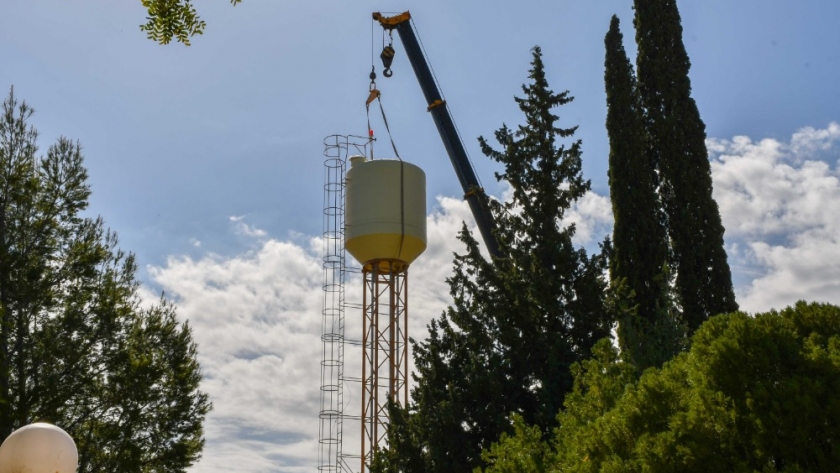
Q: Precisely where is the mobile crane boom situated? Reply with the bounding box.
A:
[373,11,502,259]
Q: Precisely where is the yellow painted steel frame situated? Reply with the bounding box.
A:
[372,11,411,30]
[360,260,409,473]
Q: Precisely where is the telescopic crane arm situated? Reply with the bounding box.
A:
[373,11,502,259]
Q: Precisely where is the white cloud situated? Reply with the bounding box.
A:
[709,122,840,312]
[149,239,323,472]
[790,122,840,158]
[149,197,473,473]
[563,191,613,246]
[229,215,268,238]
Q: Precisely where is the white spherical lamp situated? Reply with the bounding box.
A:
[0,422,78,473]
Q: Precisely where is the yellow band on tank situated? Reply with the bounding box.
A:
[346,233,427,266]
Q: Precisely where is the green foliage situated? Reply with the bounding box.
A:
[0,88,210,471]
[373,47,610,473]
[604,16,683,371]
[478,415,550,473]
[614,295,687,376]
[479,339,636,473]
[482,302,840,472]
[633,0,738,331]
[369,399,426,473]
[140,0,241,45]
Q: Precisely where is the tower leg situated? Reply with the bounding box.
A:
[361,261,408,472]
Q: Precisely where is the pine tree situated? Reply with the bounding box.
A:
[373,47,610,473]
[0,88,210,472]
[633,0,738,331]
[604,16,683,370]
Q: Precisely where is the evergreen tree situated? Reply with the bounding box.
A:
[604,16,683,370]
[373,47,610,473]
[0,88,210,472]
[633,0,738,331]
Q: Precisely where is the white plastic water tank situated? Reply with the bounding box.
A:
[345,156,426,269]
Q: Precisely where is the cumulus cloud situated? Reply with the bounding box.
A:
[230,215,268,238]
[710,122,840,312]
[150,239,323,472]
[562,191,613,247]
[149,198,473,472]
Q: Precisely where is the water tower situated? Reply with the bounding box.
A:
[345,155,426,472]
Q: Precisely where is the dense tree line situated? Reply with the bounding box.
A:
[0,89,210,472]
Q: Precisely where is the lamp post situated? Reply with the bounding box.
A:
[0,422,78,473]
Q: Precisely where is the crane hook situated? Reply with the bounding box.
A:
[380,45,395,77]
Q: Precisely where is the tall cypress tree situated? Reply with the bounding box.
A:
[372,47,610,473]
[604,16,681,369]
[633,0,737,331]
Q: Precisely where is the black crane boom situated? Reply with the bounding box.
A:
[373,11,502,259]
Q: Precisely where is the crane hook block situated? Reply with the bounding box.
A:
[380,45,395,77]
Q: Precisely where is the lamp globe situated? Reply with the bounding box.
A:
[0,422,78,473]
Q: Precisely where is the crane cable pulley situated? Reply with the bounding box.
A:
[380,46,395,77]
[380,26,396,77]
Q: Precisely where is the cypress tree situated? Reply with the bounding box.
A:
[633,0,738,331]
[372,47,610,473]
[604,16,681,369]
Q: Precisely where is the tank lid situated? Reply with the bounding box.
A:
[349,155,367,168]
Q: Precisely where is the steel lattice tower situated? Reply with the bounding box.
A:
[320,136,424,473]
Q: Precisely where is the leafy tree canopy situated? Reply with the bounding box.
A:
[140,0,241,45]
[0,88,211,472]
[480,302,840,473]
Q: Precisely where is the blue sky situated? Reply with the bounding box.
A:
[2,1,840,472]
